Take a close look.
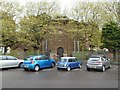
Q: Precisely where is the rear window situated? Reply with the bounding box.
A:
[28,57,34,61]
[88,57,100,61]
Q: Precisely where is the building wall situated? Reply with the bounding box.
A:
[46,34,73,57]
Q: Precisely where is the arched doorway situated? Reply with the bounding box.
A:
[57,47,64,59]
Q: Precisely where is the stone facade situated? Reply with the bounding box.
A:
[47,34,73,57]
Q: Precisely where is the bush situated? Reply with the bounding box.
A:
[73,51,89,61]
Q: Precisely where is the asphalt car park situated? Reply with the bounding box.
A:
[1,63,118,88]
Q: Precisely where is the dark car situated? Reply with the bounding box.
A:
[86,55,111,72]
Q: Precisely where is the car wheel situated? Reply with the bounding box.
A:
[34,65,40,72]
[78,64,82,69]
[87,68,90,71]
[18,63,23,68]
[102,66,105,72]
[67,66,71,71]
[51,63,55,68]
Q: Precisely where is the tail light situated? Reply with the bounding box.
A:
[97,61,102,64]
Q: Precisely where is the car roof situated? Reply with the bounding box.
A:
[61,57,76,59]
[29,55,46,58]
[0,55,15,57]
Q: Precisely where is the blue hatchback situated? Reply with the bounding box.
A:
[57,57,82,71]
[23,55,56,72]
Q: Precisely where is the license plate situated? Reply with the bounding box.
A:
[24,65,28,68]
[90,66,96,68]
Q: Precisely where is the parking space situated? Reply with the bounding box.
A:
[1,65,118,88]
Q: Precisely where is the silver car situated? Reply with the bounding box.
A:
[0,55,24,69]
[86,55,111,72]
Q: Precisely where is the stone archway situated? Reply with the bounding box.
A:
[57,47,64,59]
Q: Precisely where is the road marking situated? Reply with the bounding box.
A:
[71,69,84,71]
[41,69,54,71]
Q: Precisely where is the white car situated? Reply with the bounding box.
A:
[0,55,24,69]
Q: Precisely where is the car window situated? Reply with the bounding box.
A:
[73,58,78,62]
[28,57,34,61]
[0,56,7,60]
[6,56,17,60]
[35,57,41,60]
[41,56,49,60]
[89,57,100,61]
[60,58,67,62]
[103,58,108,61]
[101,57,106,61]
[68,59,73,62]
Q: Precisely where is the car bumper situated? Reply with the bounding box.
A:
[23,64,35,70]
[57,66,67,69]
[86,64,103,70]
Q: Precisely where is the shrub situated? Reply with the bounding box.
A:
[73,51,89,61]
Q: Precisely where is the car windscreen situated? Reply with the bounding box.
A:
[88,57,100,61]
[60,58,67,62]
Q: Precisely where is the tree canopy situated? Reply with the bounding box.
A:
[19,13,52,49]
[102,21,120,51]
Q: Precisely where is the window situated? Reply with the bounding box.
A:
[35,57,41,60]
[0,56,7,60]
[60,59,67,62]
[28,57,34,61]
[101,57,106,61]
[89,57,100,61]
[73,58,78,62]
[68,59,73,62]
[7,56,17,60]
[41,56,49,60]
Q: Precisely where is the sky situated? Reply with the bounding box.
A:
[18,0,77,13]
[2,0,119,13]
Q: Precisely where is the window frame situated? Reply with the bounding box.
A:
[6,56,17,60]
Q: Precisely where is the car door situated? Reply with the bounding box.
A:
[74,58,79,68]
[68,59,74,68]
[0,56,8,68]
[6,56,19,67]
[39,56,50,68]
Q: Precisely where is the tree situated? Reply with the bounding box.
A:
[24,1,60,18]
[0,11,17,54]
[102,21,120,60]
[101,2,120,24]
[0,2,23,54]
[19,13,52,54]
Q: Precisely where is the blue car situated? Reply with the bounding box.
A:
[57,57,82,71]
[23,55,56,72]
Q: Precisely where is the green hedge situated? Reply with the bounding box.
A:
[73,51,89,61]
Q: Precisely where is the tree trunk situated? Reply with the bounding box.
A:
[117,50,120,62]
[113,49,116,61]
[4,46,8,55]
